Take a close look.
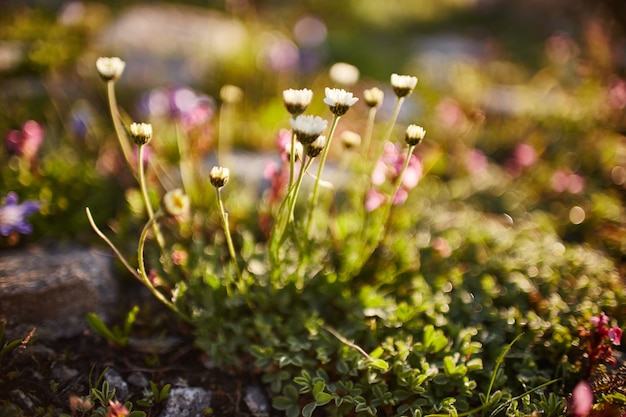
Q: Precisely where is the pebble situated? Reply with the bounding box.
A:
[160,386,213,417]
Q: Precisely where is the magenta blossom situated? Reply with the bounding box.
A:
[0,192,40,236]
[5,120,44,161]
[569,381,594,417]
[586,312,623,363]
[366,141,422,212]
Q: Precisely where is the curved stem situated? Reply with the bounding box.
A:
[86,207,140,281]
[137,215,185,319]
[106,81,132,168]
[305,114,340,238]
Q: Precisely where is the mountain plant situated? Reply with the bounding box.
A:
[86,56,626,417]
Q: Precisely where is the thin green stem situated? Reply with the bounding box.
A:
[215,187,243,285]
[381,96,405,147]
[288,130,297,189]
[85,207,140,281]
[352,144,416,277]
[362,107,378,158]
[137,214,186,319]
[386,144,415,218]
[138,144,165,250]
[305,114,340,238]
[288,153,314,223]
[106,81,132,168]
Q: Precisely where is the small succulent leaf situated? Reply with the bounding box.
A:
[443,356,456,376]
[273,396,295,410]
[369,359,389,372]
[302,402,317,417]
[312,380,325,397]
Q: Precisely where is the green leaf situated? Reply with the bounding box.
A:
[86,313,118,343]
[443,356,456,376]
[123,305,139,337]
[369,359,389,372]
[302,402,317,417]
[273,396,295,410]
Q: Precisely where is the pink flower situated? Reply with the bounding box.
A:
[569,381,593,417]
[5,120,44,161]
[435,98,467,131]
[366,141,422,211]
[365,188,387,212]
[608,77,626,110]
[514,143,537,168]
[591,312,609,327]
[608,327,622,345]
[106,400,129,417]
[551,169,585,194]
[465,148,488,177]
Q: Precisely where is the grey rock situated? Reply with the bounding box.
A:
[161,387,212,417]
[127,371,149,389]
[105,368,129,401]
[52,364,79,382]
[244,385,270,417]
[9,389,37,412]
[0,245,118,340]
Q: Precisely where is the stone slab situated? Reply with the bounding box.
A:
[0,245,118,340]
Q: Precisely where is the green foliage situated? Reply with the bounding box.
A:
[136,381,171,407]
[3,3,626,417]
[0,321,22,363]
[86,306,139,348]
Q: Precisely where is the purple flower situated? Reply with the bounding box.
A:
[0,192,40,236]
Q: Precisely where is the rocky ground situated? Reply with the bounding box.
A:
[0,245,276,417]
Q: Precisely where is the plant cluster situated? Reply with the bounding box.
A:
[78,54,626,417]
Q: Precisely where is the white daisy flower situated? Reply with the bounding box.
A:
[390,73,418,97]
[283,88,313,116]
[290,115,328,144]
[323,88,359,116]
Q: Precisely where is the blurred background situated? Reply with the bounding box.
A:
[0,0,625,273]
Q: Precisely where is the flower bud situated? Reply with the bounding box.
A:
[220,85,243,104]
[340,130,361,150]
[283,88,313,116]
[290,115,328,145]
[405,124,426,146]
[307,135,327,158]
[129,122,153,145]
[329,62,360,86]
[210,166,230,188]
[391,73,418,98]
[96,57,125,81]
[363,87,384,108]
